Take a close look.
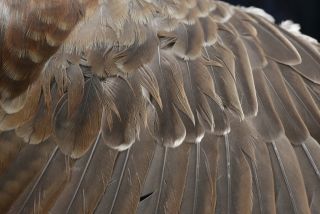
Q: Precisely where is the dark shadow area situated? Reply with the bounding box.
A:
[139,192,154,202]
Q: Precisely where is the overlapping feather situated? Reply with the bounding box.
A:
[0,1,319,214]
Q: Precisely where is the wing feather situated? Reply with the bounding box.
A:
[0,1,320,213]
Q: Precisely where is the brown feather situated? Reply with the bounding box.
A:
[248,14,301,65]
[0,1,320,214]
[263,61,309,144]
[53,77,103,158]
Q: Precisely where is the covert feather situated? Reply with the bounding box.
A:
[0,0,319,213]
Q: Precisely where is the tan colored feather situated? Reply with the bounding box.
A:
[282,30,320,84]
[263,61,309,144]
[280,64,320,142]
[199,16,218,46]
[219,23,258,117]
[268,136,310,214]
[172,19,205,59]
[204,44,244,119]
[248,14,301,65]
[146,50,194,147]
[249,69,284,141]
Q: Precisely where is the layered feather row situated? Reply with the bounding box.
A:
[0,0,319,213]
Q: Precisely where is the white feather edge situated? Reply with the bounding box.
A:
[280,20,319,45]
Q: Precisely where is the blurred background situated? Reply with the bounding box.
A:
[225,0,320,40]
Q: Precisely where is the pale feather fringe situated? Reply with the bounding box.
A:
[280,20,319,45]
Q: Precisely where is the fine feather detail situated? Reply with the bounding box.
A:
[0,0,320,213]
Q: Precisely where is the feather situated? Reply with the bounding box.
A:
[138,143,191,214]
[0,140,57,213]
[199,16,218,46]
[53,76,103,158]
[101,77,142,151]
[51,135,117,214]
[228,129,253,214]
[263,61,309,144]
[0,1,320,214]
[196,0,212,17]
[280,64,320,142]
[210,2,233,23]
[180,141,218,214]
[63,7,117,52]
[268,136,310,214]
[249,69,284,141]
[281,29,320,84]
[0,81,42,131]
[229,11,268,69]
[215,119,259,214]
[215,135,232,214]
[10,146,61,214]
[248,14,301,65]
[172,19,205,60]
[95,127,155,213]
[207,97,230,135]
[136,65,162,109]
[197,133,220,213]
[0,132,25,176]
[0,0,85,99]
[219,23,258,117]
[0,89,28,114]
[229,11,258,37]
[293,137,320,214]
[204,44,244,119]
[102,0,129,31]
[66,64,85,119]
[242,134,277,214]
[178,58,219,142]
[146,49,193,147]
[180,143,201,214]
[196,94,215,132]
[115,27,158,73]
[14,77,66,145]
[129,0,155,25]
[239,36,267,70]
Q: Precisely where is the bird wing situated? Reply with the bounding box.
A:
[0,1,320,213]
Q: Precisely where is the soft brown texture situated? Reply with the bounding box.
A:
[0,0,319,213]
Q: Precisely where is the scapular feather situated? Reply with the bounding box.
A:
[219,23,258,117]
[146,49,193,147]
[204,44,244,119]
[172,19,204,59]
[53,77,103,158]
[101,77,142,151]
[248,14,301,65]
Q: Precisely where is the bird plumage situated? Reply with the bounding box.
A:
[0,0,319,213]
